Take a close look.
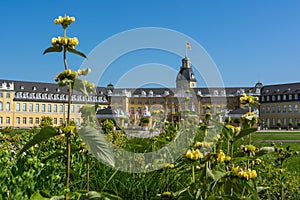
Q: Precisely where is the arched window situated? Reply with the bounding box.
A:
[6,102,10,111]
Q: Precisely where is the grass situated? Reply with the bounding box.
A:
[251,131,300,179]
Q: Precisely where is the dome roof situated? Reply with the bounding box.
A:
[255,81,263,88]
[107,82,114,89]
[176,67,197,82]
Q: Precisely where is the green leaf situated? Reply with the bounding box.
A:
[43,46,63,54]
[79,191,122,200]
[73,78,88,96]
[257,186,270,193]
[173,186,190,198]
[233,128,257,142]
[18,126,59,157]
[30,190,50,200]
[78,126,115,167]
[256,147,275,156]
[66,47,87,58]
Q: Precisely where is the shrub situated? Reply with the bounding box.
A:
[277,121,282,127]
[141,117,150,124]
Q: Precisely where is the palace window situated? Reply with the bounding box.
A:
[59,118,63,125]
[16,117,20,124]
[29,117,33,124]
[6,93,10,98]
[295,94,298,100]
[71,105,75,113]
[77,105,80,113]
[36,104,39,112]
[266,96,270,101]
[22,103,27,112]
[29,103,33,112]
[277,105,281,113]
[48,104,52,112]
[16,103,20,111]
[261,106,265,113]
[54,104,58,112]
[59,104,63,112]
[0,92,2,98]
[288,104,292,112]
[6,102,10,111]
[272,96,276,101]
[295,104,298,113]
[266,106,270,113]
[0,102,3,111]
[283,105,287,113]
[272,106,275,113]
[23,117,26,124]
[289,94,293,100]
[35,117,39,124]
[283,95,286,100]
[6,117,10,124]
[277,95,281,101]
[42,104,46,112]
[0,117,2,124]
[54,118,57,125]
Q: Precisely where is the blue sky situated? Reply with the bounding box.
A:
[0,1,299,88]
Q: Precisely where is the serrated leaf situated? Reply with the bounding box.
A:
[66,47,87,58]
[233,128,257,142]
[18,126,59,157]
[78,126,115,167]
[43,46,63,54]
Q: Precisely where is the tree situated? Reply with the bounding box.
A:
[39,116,53,128]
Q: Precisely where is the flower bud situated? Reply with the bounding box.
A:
[51,37,57,46]
[58,16,63,23]
[62,37,68,45]
[70,16,75,23]
[54,19,60,24]
[58,36,63,44]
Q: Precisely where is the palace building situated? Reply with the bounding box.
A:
[260,82,300,129]
[0,56,299,129]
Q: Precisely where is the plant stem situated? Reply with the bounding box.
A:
[166,171,169,192]
[192,165,195,183]
[65,83,72,200]
[86,153,90,191]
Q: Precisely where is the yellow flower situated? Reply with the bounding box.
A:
[217,150,225,162]
[62,37,68,45]
[58,16,63,23]
[225,156,231,162]
[51,37,57,45]
[54,19,60,24]
[70,16,75,23]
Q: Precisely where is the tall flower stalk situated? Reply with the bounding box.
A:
[43,14,89,200]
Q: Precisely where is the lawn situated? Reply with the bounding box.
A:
[252,131,300,178]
